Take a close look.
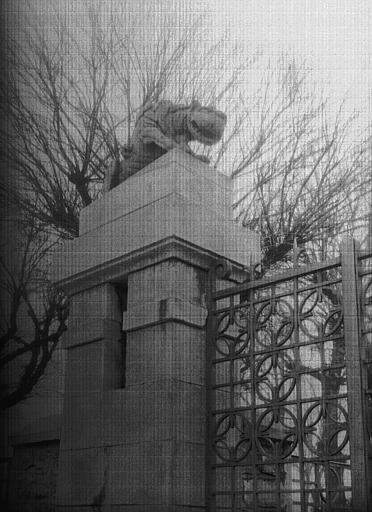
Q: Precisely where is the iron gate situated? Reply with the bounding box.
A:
[206,238,372,511]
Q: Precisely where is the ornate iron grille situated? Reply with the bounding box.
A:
[206,240,372,512]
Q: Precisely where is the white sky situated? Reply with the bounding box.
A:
[206,0,371,120]
[5,0,371,124]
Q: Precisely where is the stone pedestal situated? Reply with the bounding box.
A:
[51,150,260,511]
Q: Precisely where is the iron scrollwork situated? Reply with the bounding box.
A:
[207,248,357,511]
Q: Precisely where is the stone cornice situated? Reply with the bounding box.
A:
[52,235,248,295]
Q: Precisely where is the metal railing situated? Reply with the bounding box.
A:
[206,239,372,512]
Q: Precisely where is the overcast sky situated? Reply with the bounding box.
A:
[4,0,371,125]
[208,0,371,118]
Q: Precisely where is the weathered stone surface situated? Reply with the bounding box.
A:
[60,381,205,451]
[109,440,205,506]
[58,392,103,451]
[123,259,208,331]
[122,297,207,330]
[106,381,206,446]
[63,339,122,393]
[63,317,121,349]
[126,259,208,308]
[82,149,231,234]
[7,441,60,512]
[68,283,121,322]
[9,414,61,446]
[57,439,205,508]
[55,446,108,507]
[125,324,205,386]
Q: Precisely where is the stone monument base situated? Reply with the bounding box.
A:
[51,150,260,510]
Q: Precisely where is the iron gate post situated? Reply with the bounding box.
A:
[341,237,369,511]
[205,264,217,512]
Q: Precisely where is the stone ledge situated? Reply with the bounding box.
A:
[62,318,122,349]
[52,236,253,295]
[122,297,207,331]
[52,192,259,286]
[9,413,61,446]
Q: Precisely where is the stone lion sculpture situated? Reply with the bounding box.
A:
[103,99,227,191]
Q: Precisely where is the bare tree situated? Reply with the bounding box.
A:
[230,58,371,272]
[0,9,247,239]
[0,221,68,410]
[2,8,370,254]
